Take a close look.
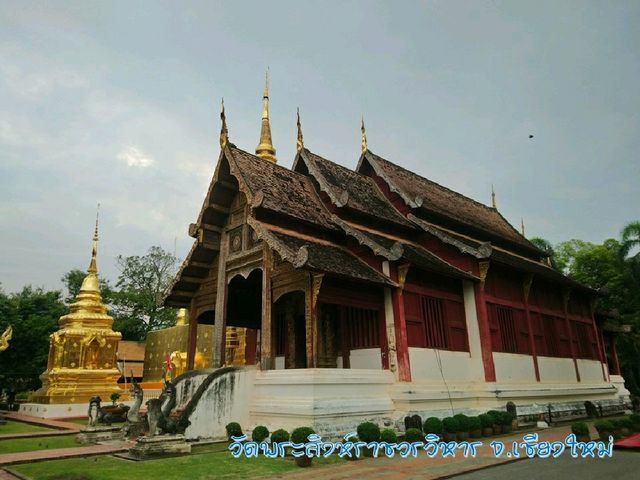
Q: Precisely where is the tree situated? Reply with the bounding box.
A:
[0,286,66,392]
[620,221,640,282]
[528,237,560,270]
[111,246,178,340]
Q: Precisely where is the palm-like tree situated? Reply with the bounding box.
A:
[620,221,640,282]
[620,221,640,260]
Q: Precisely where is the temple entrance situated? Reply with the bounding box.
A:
[226,269,262,366]
[273,291,306,369]
[319,302,383,369]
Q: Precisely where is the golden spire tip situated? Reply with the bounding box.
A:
[88,204,100,275]
[491,184,497,209]
[255,69,277,162]
[361,116,367,154]
[296,107,304,153]
[521,217,526,236]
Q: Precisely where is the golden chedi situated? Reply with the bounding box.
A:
[32,221,122,404]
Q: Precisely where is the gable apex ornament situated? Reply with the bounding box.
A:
[220,98,228,149]
[296,107,304,153]
[361,116,368,154]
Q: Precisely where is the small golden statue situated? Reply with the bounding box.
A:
[0,325,12,352]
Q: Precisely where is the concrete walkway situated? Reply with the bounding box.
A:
[0,441,130,467]
[2,412,80,432]
[275,424,591,480]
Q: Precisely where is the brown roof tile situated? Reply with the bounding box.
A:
[296,149,416,230]
[361,151,541,254]
[248,218,395,286]
[116,341,146,361]
[228,146,338,232]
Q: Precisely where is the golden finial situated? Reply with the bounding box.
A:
[491,185,497,209]
[361,116,367,154]
[220,98,228,148]
[255,68,277,162]
[88,204,100,275]
[175,308,189,326]
[521,218,526,236]
[296,107,304,152]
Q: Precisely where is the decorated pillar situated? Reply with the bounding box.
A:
[523,274,540,381]
[260,246,274,370]
[186,302,198,370]
[391,264,411,382]
[305,273,323,368]
[473,261,496,382]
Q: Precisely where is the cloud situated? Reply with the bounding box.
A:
[117,146,155,168]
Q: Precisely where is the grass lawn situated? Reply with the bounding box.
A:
[0,434,80,454]
[0,420,53,435]
[13,444,346,480]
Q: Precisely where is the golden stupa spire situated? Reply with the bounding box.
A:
[88,204,99,275]
[255,69,277,163]
[491,185,497,209]
[296,107,304,152]
[220,98,228,149]
[361,117,368,154]
[521,218,526,236]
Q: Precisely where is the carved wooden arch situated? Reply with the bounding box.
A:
[227,266,263,285]
[273,286,306,304]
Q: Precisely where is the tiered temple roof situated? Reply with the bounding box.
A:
[166,102,594,307]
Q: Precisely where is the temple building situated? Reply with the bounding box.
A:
[24,218,122,417]
[164,77,629,434]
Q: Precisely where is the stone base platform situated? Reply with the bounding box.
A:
[76,425,124,444]
[125,434,191,460]
[19,401,134,419]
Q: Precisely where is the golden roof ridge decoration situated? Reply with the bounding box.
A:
[361,116,368,154]
[296,107,304,153]
[255,69,277,163]
[220,98,228,149]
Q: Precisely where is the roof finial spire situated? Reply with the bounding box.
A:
[491,184,497,209]
[88,203,100,275]
[255,68,277,163]
[296,107,304,153]
[361,116,368,154]
[219,98,228,149]
[521,217,526,237]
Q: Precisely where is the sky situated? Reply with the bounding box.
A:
[1,1,639,293]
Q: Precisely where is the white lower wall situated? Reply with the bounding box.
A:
[538,356,577,383]
[577,359,605,383]
[494,352,536,384]
[409,347,483,383]
[349,348,381,369]
[275,356,285,370]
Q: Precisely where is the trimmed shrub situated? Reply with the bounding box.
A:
[271,429,289,443]
[380,429,397,443]
[453,414,470,432]
[225,422,242,440]
[291,427,315,445]
[571,422,589,437]
[442,417,460,433]
[620,418,634,428]
[629,413,640,424]
[479,414,493,428]
[594,420,614,433]
[468,416,481,431]
[357,422,381,443]
[423,417,443,435]
[252,425,269,442]
[499,412,514,426]
[404,428,422,442]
